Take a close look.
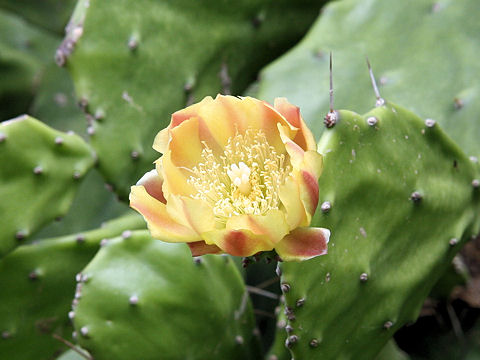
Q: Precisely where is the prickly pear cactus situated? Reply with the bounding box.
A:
[0,213,145,360]
[0,0,76,34]
[375,340,409,360]
[0,9,58,120]
[273,102,480,359]
[0,116,95,256]
[33,168,129,240]
[253,0,480,159]
[62,0,325,199]
[267,301,290,360]
[72,230,261,360]
[30,63,87,137]
[56,349,86,360]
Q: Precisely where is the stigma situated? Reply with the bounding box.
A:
[227,162,252,194]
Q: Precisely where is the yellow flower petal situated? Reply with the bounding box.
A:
[130,94,330,261]
[299,169,320,222]
[129,185,200,242]
[160,151,196,197]
[233,96,291,154]
[135,169,166,204]
[201,209,289,257]
[168,117,204,168]
[275,227,330,261]
[202,228,274,257]
[170,95,292,155]
[304,150,323,179]
[153,127,169,154]
[166,195,216,236]
[279,174,308,230]
[225,209,289,245]
[172,95,236,154]
[273,97,317,151]
[188,241,223,257]
[170,96,214,127]
[277,122,304,170]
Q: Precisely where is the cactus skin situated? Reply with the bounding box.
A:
[63,0,325,199]
[0,214,145,360]
[267,301,290,360]
[253,0,480,159]
[72,230,261,360]
[0,0,76,34]
[375,340,409,360]
[0,10,58,120]
[276,102,480,359]
[0,116,95,256]
[56,349,87,360]
[34,169,130,240]
[30,63,87,137]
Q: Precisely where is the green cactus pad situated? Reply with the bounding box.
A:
[254,0,480,159]
[30,63,87,137]
[33,169,130,240]
[56,349,90,360]
[267,301,290,360]
[375,340,409,360]
[0,116,95,256]
[0,10,58,120]
[72,230,260,360]
[63,0,324,199]
[277,103,480,359]
[0,214,145,360]
[0,0,76,34]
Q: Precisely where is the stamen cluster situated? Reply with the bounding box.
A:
[188,129,291,223]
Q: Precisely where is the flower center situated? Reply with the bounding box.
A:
[227,162,251,195]
[187,129,291,223]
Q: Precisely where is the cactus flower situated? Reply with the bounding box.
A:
[130,95,330,261]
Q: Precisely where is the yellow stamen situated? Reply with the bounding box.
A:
[187,129,292,223]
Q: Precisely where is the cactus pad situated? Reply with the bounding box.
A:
[0,214,145,360]
[0,9,58,120]
[276,102,480,359]
[72,230,260,359]
[64,0,324,199]
[254,0,480,159]
[0,116,94,256]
